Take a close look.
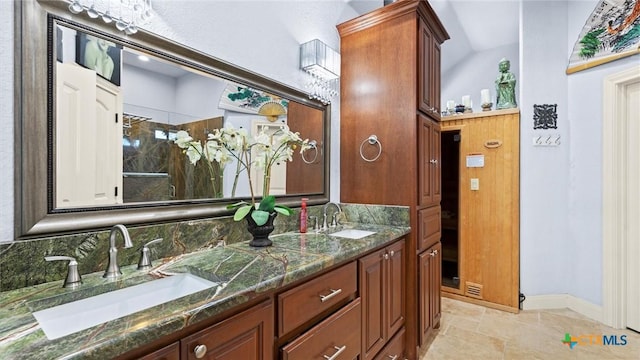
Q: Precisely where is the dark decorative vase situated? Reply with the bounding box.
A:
[246,211,277,247]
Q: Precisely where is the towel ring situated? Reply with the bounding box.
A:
[359,135,382,162]
[302,140,318,164]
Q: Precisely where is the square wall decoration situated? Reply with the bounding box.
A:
[533,104,558,130]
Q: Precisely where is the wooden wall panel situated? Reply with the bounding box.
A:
[441,109,520,310]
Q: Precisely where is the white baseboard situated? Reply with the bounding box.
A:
[523,294,603,324]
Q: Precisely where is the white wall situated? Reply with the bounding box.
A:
[519,0,571,298]
[441,43,519,112]
[0,1,13,242]
[175,73,226,121]
[565,1,639,306]
[123,65,178,122]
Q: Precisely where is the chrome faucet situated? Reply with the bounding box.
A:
[103,224,133,279]
[322,202,342,230]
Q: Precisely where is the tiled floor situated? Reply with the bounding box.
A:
[420,297,640,359]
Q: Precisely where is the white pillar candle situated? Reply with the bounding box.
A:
[481,89,491,104]
[446,100,455,110]
[462,95,471,108]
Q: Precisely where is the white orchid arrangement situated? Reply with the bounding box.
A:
[174,123,312,226]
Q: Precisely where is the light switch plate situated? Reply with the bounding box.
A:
[470,178,479,191]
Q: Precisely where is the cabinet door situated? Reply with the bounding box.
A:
[418,206,441,252]
[429,242,442,330]
[373,327,405,360]
[419,115,441,207]
[418,242,442,346]
[432,121,442,204]
[418,20,442,120]
[431,39,442,118]
[360,249,386,360]
[418,20,434,116]
[181,300,273,360]
[386,239,405,339]
[418,249,432,346]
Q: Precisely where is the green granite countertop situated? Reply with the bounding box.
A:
[0,223,409,359]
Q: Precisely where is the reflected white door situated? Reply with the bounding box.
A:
[251,121,286,196]
[626,80,640,332]
[56,63,122,208]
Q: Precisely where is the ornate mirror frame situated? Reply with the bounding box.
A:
[14,0,330,238]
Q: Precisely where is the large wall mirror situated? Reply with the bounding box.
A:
[15,0,330,238]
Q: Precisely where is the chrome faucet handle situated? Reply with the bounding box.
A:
[45,256,82,289]
[330,213,340,227]
[137,238,163,271]
[308,215,319,231]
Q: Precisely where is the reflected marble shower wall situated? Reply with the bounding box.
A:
[122,116,224,202]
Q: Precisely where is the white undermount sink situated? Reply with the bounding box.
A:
[328,229,376,239]
[32,273,216,340]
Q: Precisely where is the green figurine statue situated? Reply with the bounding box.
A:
[495,58,517,109]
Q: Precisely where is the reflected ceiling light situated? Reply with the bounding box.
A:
[300,39,340,104]
[67,0,153,35]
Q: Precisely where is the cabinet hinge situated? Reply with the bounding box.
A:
[115,186,118,197]
[115,113,118,123]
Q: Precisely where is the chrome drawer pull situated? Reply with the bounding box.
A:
[323,345,346,360]
[388,355,399,360]
[319,288,343,302]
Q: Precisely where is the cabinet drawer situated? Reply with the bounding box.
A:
[278,261,357,336]
[282,299,361,360]
[181,300,273,360]
[418,206,441,251]
[373,327,405,360]
[139,342,179,360]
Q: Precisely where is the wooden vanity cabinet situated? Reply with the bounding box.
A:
[360,239,405,360]
[180,300,273,360]
[419,242,441,345]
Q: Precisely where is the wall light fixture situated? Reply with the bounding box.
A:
[300,39,340,104]
[67,0,153,35]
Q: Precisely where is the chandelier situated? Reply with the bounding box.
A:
[300,39,340,105]
[67,0,153,35]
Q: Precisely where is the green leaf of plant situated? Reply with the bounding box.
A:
[274,204,293,216]
[251,210,269,226]
[258,195,276,212]
[233,205,252,221]
[227,201,249,210]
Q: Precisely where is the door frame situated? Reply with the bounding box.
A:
[440,126,465,296]
[602,65,640,329]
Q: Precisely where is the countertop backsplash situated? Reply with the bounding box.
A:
[0,203,409,292]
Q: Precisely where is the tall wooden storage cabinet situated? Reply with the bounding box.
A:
[338,1,449,358]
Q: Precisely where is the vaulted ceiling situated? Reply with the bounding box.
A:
[346,0,520,72]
